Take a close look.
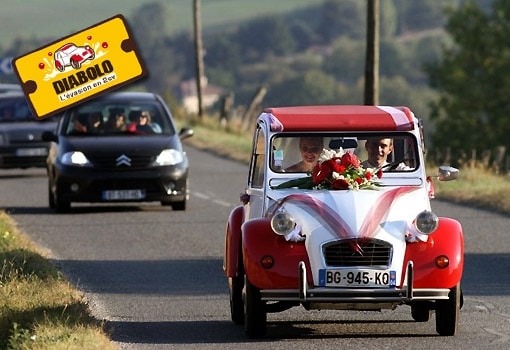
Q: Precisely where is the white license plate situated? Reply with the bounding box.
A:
[102,189,145,200]
[319,269,396,287]
[16,148,48,156]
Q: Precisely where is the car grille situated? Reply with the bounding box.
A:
[323,239,392,267]
[89,154,155,170]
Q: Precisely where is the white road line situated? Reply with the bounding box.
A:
[212,199,231,207]
[193,192,211,200]
[192,192,234,207]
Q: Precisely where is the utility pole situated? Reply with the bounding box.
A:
[193,0,205,119]
[364,0,379,105]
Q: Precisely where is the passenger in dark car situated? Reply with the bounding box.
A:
[72,113,103,134]
[127,110,156,134]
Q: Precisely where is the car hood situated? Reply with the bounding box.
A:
[58,135,182,154]
[267,186,430,241]
[0,121,57,141]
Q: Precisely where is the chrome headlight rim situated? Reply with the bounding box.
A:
[414,210,439,235]
[270,207,296,236]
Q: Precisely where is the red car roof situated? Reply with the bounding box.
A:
[262,105,415,132]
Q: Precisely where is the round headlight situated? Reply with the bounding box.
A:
[415,210,439,234]
[270,208,295,236]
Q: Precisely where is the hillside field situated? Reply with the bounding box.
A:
[0,0,325,45]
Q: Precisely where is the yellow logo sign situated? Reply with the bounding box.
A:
[12,14,147,120]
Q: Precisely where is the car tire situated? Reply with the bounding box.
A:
[54,190,71,213]
[243,276,266,338]
[71,59,81,69]
[411,302,431,322]
[170,199,186,211]
[229,275,245,325]
[435,283,461,336]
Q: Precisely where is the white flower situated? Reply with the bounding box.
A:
[318,148,344,163]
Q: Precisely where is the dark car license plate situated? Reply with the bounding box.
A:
[102,189,145,200]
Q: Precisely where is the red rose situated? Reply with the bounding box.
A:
[354,177,363,185]
[312,160,334,185]
[365,171,372,180]
[340,151,360,168]
[332,159,346,174]
[376,170,383,179]
[331,178,349,190]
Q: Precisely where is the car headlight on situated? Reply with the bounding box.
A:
[61,151,91,166]
[414,210,439,234]
[270,207,296,235]
[154,149,184,166]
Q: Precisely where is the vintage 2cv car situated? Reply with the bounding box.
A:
[223,105,463,338]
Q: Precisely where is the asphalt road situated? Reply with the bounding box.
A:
[1,145,510,349]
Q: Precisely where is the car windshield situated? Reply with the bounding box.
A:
[0,97,34,122]
[62,99,176,136]
[271,133,419,173]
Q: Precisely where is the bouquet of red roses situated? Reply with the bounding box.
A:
[274,149,382,190]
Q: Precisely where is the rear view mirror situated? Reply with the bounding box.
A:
[329,138,358,150]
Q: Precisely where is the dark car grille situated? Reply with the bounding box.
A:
[88,154,155,170]
[323,239,392,267]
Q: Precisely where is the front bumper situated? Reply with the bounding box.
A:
[52,163,188,203]
[260,261,450,304]
[0,145,49,169]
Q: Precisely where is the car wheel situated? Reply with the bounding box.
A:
[229,275,245,325]
[71,59,81,69]
[243,276,266,338]
[411,302,431,322]
[435,283,461,336]
[170,199,186,211]
[54,191,71,213]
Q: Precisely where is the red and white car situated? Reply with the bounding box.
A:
[224,105,464,337]
[54,43,95,72]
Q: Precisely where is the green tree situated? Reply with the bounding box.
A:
[380,0,398,39]
[265,70,339,106]
[317,0,365,42]
[237,16,296,61]
[130,2,179,94]
[426,0,510,159]
[323,36,365,84]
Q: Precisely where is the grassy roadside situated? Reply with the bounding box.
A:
[0,212,115,349]
[1,117,508,349]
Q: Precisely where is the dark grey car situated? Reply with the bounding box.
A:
[0,92,58,169]
[42,91,193,213]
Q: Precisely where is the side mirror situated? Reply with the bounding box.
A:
[179,127,194,140]
[437,166,459,181]
[41,130,58,143]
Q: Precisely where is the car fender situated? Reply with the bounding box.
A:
[404,217,464,288]
[223,205,244,277]
[242,217,309,289]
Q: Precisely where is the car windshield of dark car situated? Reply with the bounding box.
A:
[63,100,176,136]
[270,133,419,173]
[0,98,34,122]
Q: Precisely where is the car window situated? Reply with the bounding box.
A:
[62,100,175,136]
[0,97,33,122]
[271,133,419,173]
[249,127,266,188]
